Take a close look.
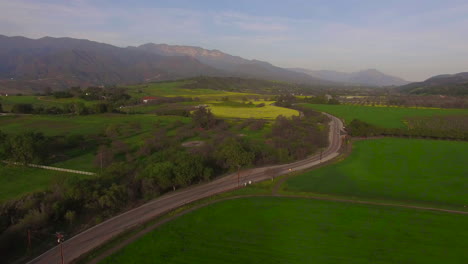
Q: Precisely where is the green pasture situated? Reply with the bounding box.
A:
[0,114,189,136]
[285,138,468,208]
[125,81,260,100]
[0,95,96,111]
[301,104,468,128]
[0,165,88,202]
[101,197,468,264]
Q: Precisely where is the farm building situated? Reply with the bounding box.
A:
[141,96,160,103]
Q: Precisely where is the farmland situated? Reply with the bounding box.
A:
[100,197,468,264]
[0,95,97,112]
[0,165,87,202]
[301,104,468,128]
[208,101,299,119]
[0,114,189,136]
[284,138,468,208]
[125,81,260,100]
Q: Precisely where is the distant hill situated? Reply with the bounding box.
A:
[0,35,336,92]
[135,43,330,85]
[0,35,221,92]
[398,72,468,96]
[289,68,409,87]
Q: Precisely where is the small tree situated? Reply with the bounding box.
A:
[93,145,113,169]
[214,138,254,169]
[64,210,76,225]
[192,106,216,129]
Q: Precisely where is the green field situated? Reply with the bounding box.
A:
[101,197,468,264]
[302,104,468,128]
[126,81,259,100]
[0,114,189,136]
[0,95,97,112]
[0,165,88,201]
[285,138,468,208]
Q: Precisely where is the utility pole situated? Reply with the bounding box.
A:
[56,232,64,264]
[27,229,31,252]
[237,165,240,187]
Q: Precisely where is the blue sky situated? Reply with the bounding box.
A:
[1,0,467,81]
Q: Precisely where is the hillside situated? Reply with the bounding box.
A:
[0,35,335,93]
[398,72,468,95]
[289,68,409,87]
[0,35,221,92]
[136,43,330,85]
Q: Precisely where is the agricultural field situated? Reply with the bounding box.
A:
[0,95,96,111]
[284,138,468,208]
[0,114,189,136]
[208,101,299,119]
[0,165,88,202]
[101,197,468,264]
[301,104,468,128]
[0,114,191,174]
[125,81,260,100]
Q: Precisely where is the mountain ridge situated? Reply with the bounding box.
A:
[288,68,409,87]
[398,72,468,95]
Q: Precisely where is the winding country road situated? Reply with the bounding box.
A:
[29,113,344,264]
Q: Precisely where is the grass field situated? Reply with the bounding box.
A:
[0,95,97,112]
[0,165,89,202]
[0,114,189,136]
[126,81,260,100]
[100,197,468,264]
[285,138,468,208]
[301,104,468,128]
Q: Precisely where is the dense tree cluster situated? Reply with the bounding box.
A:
[0,131,86,164]
[274,94,297,107]
[269,111,329,162]
[9,102,115,115]
[192,106,216,129]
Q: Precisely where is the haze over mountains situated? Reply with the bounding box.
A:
[0,34,464,95]
[289,68,409,87]
[0,35,328,92]
[398,72,468,96]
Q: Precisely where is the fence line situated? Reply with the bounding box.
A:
[2,161,96,176]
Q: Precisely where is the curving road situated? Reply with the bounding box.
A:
[29,113,344,264]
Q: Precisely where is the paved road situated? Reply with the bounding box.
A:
[29,113,344,264]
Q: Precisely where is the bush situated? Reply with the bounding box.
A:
[11,104,33,114]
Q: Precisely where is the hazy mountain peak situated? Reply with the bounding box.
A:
[138,43,229,58]
[289,68,409,87]
[399,72,468,95]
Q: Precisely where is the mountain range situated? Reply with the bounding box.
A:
[0,35,331,92]
[397,72,468,96]
[288,68,409,87]
[2,35,463,95]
